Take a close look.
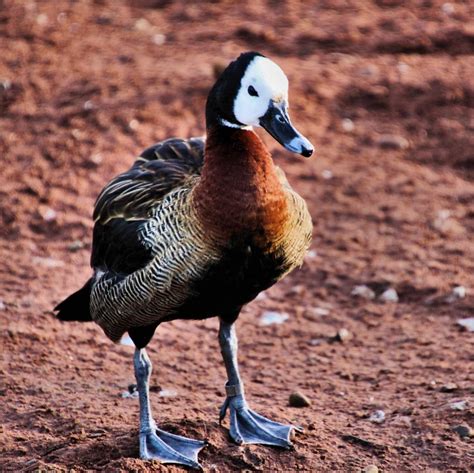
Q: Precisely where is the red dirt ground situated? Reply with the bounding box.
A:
[1,1,473,471]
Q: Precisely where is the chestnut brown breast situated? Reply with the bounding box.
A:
[193,126,290,248]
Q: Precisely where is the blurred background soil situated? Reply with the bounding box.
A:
[0,0,473,471]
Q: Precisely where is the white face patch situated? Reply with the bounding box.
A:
[233,57,289,127]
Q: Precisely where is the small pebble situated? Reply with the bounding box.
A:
[289,391,311,408]
[440,382,458,392]
[369,410,386,423]
[310,307,330,317]
[446,285,466,303]
[152,33,166,45]
[341,118,354,132]
[449,400,468,411]
[1,79,12,90]
[376,134,409,150]
[121,384,138,399]
[306,249,318,259]
[159,388,178,398]
[364,466,379,473]
[359,64,379,77]
[36,13,48,26]
[397,62,410,74]
[351,285,375,300]
[442,2,455,15]
[129,119,139,131]
[67,240,85,252]
[457,317,474,332]
[0,300,5,311]
[432,211,465,236]
[335,328,352,343]
[39,207,57,222]
[32,256,64,268]
[379,288,399,303]
[452,424,473,438]
[134,18,151,31]
[260,311,289,326]
[321,169,333,180]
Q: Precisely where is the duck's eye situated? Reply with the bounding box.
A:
[247,85,259,97]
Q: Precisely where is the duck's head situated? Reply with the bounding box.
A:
[206,52,314,158]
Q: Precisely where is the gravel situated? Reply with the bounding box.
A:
[289,391,311,408]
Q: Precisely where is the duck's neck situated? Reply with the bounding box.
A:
[194,124,288,243]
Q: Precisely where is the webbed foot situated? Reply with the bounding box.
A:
[219,395,300,448]
[140,425,206,469]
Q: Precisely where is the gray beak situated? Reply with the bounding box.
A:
[259,100,314,158]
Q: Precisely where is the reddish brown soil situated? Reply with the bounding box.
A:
[1,1,473,471]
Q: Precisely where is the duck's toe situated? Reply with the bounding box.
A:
[221,397,301,448]
[140,427,206,469]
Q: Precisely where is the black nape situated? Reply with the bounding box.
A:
[205,51,264,128]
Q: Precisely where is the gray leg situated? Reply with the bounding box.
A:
[134,348,205,468]
[218,320,299,448]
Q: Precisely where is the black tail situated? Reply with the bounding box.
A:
[55,279,93,322]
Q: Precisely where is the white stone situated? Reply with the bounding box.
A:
[32,256,64,268]
[260,311,289,326]
[159,389,178,398]
[442,3,455,15]
[134,18,151,31]
[369,410,386,423]
[129,119,139,131]
[379,288,399,303]
[341,118,354,132]
[42,208,57,222]
[152,34,166,45]
[351,285,376,300]
[449,400,468,411]
[457,317,474,332]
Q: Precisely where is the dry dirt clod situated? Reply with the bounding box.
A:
[289,391,311,408]
[452,424,473,438]
[457,317,474,332]
[67,240,85,252]
[449,400,468,411]
[376,134,409,150]
[379,288,399,303]
[363,466,379,473]
[334,328,353,343]
[446,285,466,303]
[440,382,458,392]
[369,410,386,423]
[38,206,57,222]
[351,285,376,300]
[341,118,355,132]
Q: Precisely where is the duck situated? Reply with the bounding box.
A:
[55,51,314,469]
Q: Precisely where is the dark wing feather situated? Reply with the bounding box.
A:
[93,137,204,223]
[91,137,205,275]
